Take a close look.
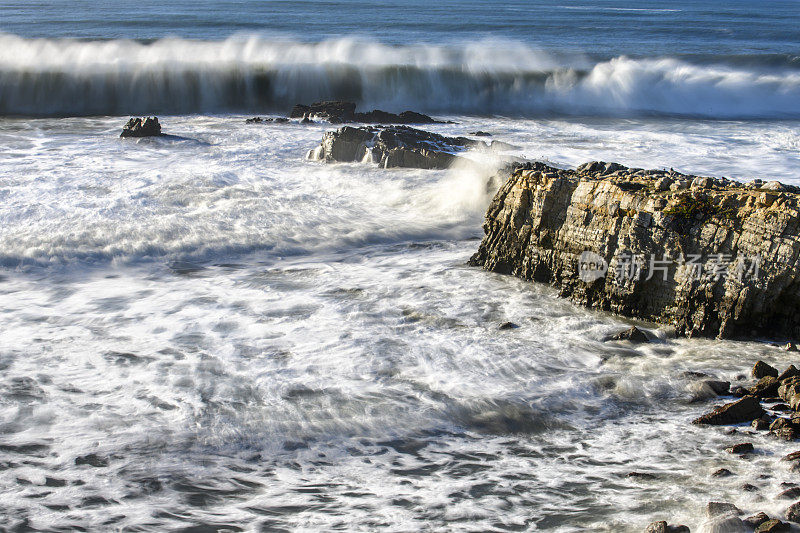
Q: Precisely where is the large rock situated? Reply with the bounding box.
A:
[753,361,779,379]
[289,101,439,125]
[120,117,163,138]
[469,161,800,339]
[307,125,485,170]
[692,396,764,425]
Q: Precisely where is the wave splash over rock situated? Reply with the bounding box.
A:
[2,33,800,118]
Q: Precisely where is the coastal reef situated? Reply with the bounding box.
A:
[469,162,800,339]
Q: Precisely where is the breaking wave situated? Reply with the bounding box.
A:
[2,33,800,119]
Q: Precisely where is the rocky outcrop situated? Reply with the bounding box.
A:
[469,161,800,339]
[693,396,764,425]
[307,125,492,170]
[289,101,440,125]
[120,117,163,137]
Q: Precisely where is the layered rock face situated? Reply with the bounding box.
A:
[307,125,483,169]
[469,161,800,339]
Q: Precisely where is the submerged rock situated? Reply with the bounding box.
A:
[724,442,754,455]
[120,117,163,137]
[307,125,485,170]
[289,101,439,125]
[693,396,764,425]
[608,325,650,343]
[469,161,800,339]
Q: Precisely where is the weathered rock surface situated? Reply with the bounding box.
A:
[608,325,650,343]
[289,101,440,125]
[120,117,163,137]
[753,361,780,379]
[645,521,689,533]
[307,125,488,170]
[469,161,800,339]
[693,396,764,425]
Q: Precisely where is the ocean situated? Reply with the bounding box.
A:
[1,1,799,531]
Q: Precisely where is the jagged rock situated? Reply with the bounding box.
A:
[753,361,780,379]
[752,416,771,430]
[289,101,438,124]
[712,468,734,477]
[745,513,771,529]
[469,162,800,339]
[608,326,650,343]
[74,453,108,467]
[771,427,799,441]
[307,125,486,170]
[470,131,492,136]
[498,321,520,330]
[120,117,163,138]
[693,396,764,425]
[779,378,800,401]
[725,442,754,455]
[755,519,790,532]
[742,483,759,492]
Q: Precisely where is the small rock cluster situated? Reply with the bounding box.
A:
[246,100,441,125]
[645,360,800,531]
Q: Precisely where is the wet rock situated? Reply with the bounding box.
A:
[744,513,771,529]
[470,131,492,136]
[777,365,800,382]
[699,515,745,533]
[781,451,800,462]
[753,361,779,379]
[498,321,520,330]
[704,380,730,396]
[469,162,800,339]
[771,427,799,441]
[786,501,800,522]
[730,386,749,397]
[779,487,800,500]
[750,376,780,398]
[741,483,759,492]
[752,417,771,431]
[608,326,650,343]
[778,378,800,401]
[74,453,108,468]
[289,101,438,124]
[707,501,742,517]
[711,468,734,478]
[693,396,765,425]
[307,125,484,170]
[245,116,289,124]
[755,519,790,532]
[645,522,689,533]
[627,471,658,480]
[120,117,163,138]
[769,403,791,412]
[725,442,754,455]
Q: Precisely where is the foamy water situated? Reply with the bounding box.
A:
[1,115,800,531]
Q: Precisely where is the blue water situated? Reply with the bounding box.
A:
[2,0,799,56]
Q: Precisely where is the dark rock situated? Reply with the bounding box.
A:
[730,386,749,397]
[725,442,754,455]
[289,101,439,125]
[74,453,108,467]
[781,451,800,462]
[744,513,771,529]
[470,131,492,137]
[756,519,790,532]
[307,125,485,170]
[627,471,657,480]
[711,468,734,478]
[245,116,289,124]
[778,365,800,381]
[608,326,650,343]
[499,322,520,330]
[120,117,163,138]
[770,403,791,412]
[779,487,800,500]
[693,396,765,425]
[645,522,689,533]
[704,380,730,396]
[741,483,759,492]
[778,377,800,401]
[750,376,780,398]
[707,501,742,517]
[754,361,780,379]
[771,427,800,441]
[786,501,800,523]
[752,415,772,430]
[769,418,795,431]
